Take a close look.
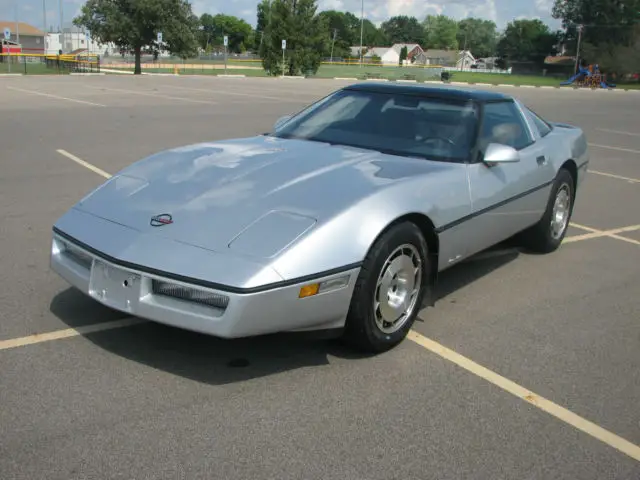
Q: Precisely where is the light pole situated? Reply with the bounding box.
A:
[359,0,364,66]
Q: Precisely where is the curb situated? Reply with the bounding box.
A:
[70,72,105,76]
[217,74,246,78]
[0,73,23,76]
[100,68,134,75]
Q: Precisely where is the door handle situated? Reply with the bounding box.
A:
[536,155,547,165]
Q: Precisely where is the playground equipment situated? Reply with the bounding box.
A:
[561,63,616,89]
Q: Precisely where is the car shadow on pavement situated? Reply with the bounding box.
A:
[435,241,521,301]
[49,287,367,386]
[49,242,520,386]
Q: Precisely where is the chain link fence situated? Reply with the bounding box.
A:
[0,53,101,75]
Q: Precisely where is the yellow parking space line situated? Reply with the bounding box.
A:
[607,234,640,246]
[407,330,640,463]
[589,170,640,184]
[597,128,640,137]
[84,85,219,105]
[7,86,107,107]
[0,318,145,351]
[564,224,640,245]
[56,149,112,179]
[563,232,605,243]
[588,143,640,155]
[569,222,601,233]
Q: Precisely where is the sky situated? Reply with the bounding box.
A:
[1,0,562,35]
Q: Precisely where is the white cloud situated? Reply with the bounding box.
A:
[6,0,560,34]
[321,0,346,10]
[534,0,554,14]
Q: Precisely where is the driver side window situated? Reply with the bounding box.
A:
[479,101,533,151]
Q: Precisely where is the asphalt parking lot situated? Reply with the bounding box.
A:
[0,74,639,479]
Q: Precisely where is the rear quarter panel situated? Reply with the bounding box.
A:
[518,100,589,187]
[549,122,590,189]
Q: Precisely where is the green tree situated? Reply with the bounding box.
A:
[259,0,326,76]
[380,15,425,45]
[496,19,559,66]
[582,40,640,76]
[254,0,271,50]
[399,45,408,65]
[74,0,200,74]
[579,25,640,77]
[456,18,498,58]
[552,0,640,47]
[423,15,458,50]
[318,10,356,58]
[552,0,640,76]
[316,11,389,59]
[200,13,253,53]
[338,12,387,50]
[361,18,388,47]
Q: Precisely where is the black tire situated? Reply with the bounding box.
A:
[342,221,430,353]
[519,168,575,253]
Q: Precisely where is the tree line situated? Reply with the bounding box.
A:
[73,0,638,77]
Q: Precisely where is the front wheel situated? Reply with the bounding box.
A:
[520,168,575,253]
[343,221,430,353]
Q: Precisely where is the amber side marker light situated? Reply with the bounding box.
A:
[299,283,320,298]
[298,275,350,298]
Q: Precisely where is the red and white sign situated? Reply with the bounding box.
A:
[1,42,22,54]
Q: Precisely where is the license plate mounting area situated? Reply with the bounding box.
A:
[89,260,141,312]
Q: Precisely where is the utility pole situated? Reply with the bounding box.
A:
[59,0,64,53]
[330,28,337,62]
[359,0,364,67]
[462,33,467,70]
[15,1,20,45]
[574,24,583,74]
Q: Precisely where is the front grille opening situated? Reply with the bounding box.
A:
[151,280,229,309]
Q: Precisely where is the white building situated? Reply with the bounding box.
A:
[351,43,476,68]
[44,27,117,56]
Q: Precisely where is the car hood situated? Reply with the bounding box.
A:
[74,135,450,255]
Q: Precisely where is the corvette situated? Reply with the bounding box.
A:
[50,82,589,352]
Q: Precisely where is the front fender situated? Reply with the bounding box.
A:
[269,169,471,281]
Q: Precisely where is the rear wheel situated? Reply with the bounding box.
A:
[343,222,429,353]
[520,168,575,253]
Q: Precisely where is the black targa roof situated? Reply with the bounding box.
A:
[344,82,512,102]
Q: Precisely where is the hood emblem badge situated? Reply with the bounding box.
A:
[150,213,173,227]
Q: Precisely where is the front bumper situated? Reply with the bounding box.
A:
[50,232,360,338]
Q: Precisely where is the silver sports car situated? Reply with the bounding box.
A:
[50,83,589,352]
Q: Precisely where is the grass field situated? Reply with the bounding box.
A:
[1,62,48,75]
[100,61,640,90]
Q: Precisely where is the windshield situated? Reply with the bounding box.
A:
[272,88,479,162]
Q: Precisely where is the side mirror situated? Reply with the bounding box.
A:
[483,142,520,165]
[273,114,292,131]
